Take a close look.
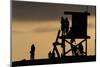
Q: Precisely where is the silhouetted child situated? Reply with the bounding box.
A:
[78,43,84,56]
[48,51,52,59]
[73,45,79,56]
[70,38,77,56]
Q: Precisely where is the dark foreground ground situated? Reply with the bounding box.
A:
[12,55,96,67]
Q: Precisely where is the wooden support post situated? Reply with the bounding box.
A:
[85,38,87,56]
[61,34,66,57]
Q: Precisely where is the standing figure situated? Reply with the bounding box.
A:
[48,51,52,59]
[78,43,84,56]
[65,17,69,34]
[30,44,35,60]
[60,16,66,35]
[70,38,76,56]
[73,45,79,56]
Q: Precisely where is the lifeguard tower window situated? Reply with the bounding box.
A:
[64,12,90,38]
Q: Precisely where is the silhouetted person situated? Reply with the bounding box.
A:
[48,51,52,59]
[73,45,79,56]
[30,44,35,60]
[61,16,67,35]
[70,38,76,44]
[70,38,77,56]
[52,52,55,58]
[78,43,84,56]
[65,17,69,34]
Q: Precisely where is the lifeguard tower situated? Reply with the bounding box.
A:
[49,11,90,59]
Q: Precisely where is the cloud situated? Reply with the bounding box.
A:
[33,27,59,33]
[12,30,31,34]
[12,26,59,34]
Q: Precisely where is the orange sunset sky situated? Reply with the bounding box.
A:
[12,1,96,61]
